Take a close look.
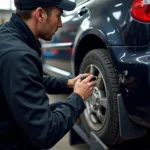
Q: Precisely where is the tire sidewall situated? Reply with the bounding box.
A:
[80,49,118,141]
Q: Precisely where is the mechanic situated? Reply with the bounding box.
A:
[0,0,96,149]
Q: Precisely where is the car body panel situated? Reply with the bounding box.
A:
[108,44,150,126]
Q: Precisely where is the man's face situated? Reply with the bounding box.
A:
[39,7,63,41]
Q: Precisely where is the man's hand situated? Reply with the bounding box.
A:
[67,73,90,88]
[74,75,96,100]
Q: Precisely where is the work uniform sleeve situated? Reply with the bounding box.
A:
[43,75,72,94]
[0,50,85,149]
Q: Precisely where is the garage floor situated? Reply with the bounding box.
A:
[51,133,89,150]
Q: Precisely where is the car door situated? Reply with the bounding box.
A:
[42,0,95,77]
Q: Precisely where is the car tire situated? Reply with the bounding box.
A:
[79,49,123,145]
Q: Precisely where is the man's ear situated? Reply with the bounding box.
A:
[34,7,47,23]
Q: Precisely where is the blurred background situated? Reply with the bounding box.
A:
[0,0,15,23]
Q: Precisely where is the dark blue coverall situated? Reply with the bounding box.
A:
[0,13,85,150]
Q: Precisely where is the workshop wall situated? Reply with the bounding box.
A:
[0,11,13,24]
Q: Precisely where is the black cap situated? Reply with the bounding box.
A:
[14,0,76,11]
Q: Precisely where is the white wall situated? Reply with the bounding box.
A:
[0,11,13,24]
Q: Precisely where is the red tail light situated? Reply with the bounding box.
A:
[131,0,150,22]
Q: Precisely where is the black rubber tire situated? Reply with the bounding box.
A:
[80,49,123,145]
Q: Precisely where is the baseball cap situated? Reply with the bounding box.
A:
[14,0,76,11]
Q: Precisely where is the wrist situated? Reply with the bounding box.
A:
[67,79,74,88]
[74,92,85,100]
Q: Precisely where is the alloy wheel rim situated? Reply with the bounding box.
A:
[83,64,107,131]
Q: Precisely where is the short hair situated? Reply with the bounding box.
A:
[16,6,55,21]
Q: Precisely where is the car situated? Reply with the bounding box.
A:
[42,0,150,146]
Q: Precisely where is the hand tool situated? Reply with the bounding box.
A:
[80,75,100,81]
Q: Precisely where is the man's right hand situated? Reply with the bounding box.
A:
[73,75,96,100]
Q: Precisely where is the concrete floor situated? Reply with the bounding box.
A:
[51,133,89,150]
[48,94,89,150]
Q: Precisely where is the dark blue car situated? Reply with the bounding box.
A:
[42,0,150,145]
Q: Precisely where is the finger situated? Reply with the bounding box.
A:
[80,73,91,79]
[80,74,89,80]
[77,78,81,82]
[89,86,94,91]
[88,91,93,96]
[87,81,96,87]
[82,73,91,76]
[90,88,94,93]
[84,75,94,82]
[90,81,96,86]
[86,87,93,93]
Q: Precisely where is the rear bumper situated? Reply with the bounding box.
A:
[108,45,150,127]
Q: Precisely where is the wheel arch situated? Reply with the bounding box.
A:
[73,34,107,76]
